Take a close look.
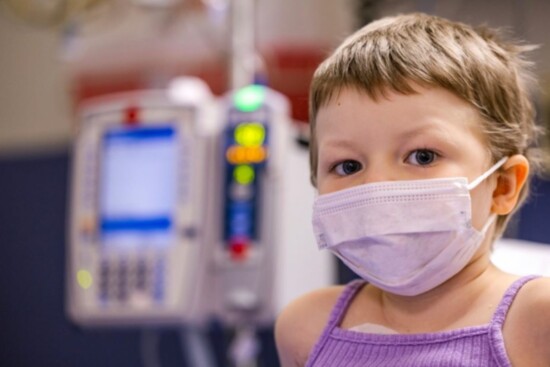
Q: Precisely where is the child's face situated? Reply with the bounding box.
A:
[315,86,497,231]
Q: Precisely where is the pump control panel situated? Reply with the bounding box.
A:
[223,119,268,260]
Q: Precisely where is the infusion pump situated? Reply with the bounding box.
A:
[208,85,290,327]
[66,79,216,326]
[66,79,292,327]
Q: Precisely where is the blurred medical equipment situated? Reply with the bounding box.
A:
[66,77,298,366]
[209,85,289,326]
[66,78,217,326]
[213,84,291,367]
[6,0,332,365]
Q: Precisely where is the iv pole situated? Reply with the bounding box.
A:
[230,0,256,89]
[228,1,261,366]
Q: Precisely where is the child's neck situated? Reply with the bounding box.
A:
[373,254,505,333]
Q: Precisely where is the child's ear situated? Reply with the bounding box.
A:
[491,154,530,215]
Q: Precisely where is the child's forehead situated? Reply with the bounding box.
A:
[319,85,469,114]
[317,80,441,118]
[315,86,488,143]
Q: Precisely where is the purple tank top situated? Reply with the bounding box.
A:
[305,275,538,367]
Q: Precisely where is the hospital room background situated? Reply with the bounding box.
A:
[1,0,550,366]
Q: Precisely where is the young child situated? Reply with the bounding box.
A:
[275,13,550,367]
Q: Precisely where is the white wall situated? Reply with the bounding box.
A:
[257,0,354,45]
[0,13,72,154]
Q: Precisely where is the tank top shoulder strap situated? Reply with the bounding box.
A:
[488,275,539,367]
[326,279,366,329]
[305,279,366,367]
[490,275,540,328]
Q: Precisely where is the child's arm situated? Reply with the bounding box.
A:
[502,277,550,365]
[523,278,550,364]
[275,286,343,367]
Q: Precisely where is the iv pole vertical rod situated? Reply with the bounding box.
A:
[230,0,256,89]
[228,2,260,366]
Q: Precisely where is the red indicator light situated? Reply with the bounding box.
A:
[229,239,249,261]
[125,106,140,125]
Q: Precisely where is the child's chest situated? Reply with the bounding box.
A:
[339,286,499,334]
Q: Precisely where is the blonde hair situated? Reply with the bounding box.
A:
[309,13,541,236]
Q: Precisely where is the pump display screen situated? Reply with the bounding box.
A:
[99,126,177,248]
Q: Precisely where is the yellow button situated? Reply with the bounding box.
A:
[77,270,93,290]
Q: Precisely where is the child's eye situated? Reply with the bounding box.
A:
[333,160,363,176]
[406,149,438,166]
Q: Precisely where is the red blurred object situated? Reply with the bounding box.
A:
[124,106,140,125]
[263,44,329,123]
[68,41,328,123]
[69,56,228,102]
[229,239,249,261]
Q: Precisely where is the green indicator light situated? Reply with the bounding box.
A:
[77,270,93,290]
[234,85,266,112]
[234,165,255,185]
[235,122,265,147]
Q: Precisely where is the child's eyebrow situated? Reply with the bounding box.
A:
[322,139,355,149]
[318,140,364,160]
[398,123,453,141]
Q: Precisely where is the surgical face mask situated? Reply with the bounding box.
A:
[312,157,507,296]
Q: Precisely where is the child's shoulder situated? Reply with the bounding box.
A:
[511,276,550,322]
[275,285,346,367]
[504,277,550,364]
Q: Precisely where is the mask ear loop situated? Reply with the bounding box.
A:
[468,157,507,235]
[479,213,497,235]
[467,157,508,190]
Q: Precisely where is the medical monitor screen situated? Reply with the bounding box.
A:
[99,126,177,248]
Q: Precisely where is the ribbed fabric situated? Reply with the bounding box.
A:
[305,276,538,367]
